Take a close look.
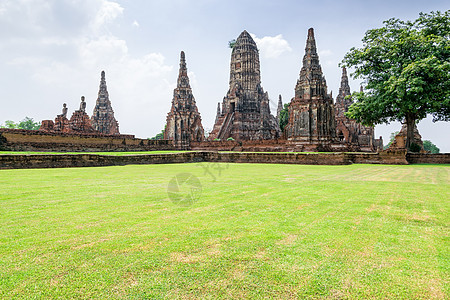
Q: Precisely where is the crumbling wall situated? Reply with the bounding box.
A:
[406,153,450,164]
[3,150,446,170]
[0,129,174,152]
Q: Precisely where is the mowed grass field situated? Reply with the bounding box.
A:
[0,163,448,299]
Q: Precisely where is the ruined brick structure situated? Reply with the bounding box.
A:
[276,95,283,126]
[91,71,120,135]
[334,67,381,150]
[0,128,173,152]
[40,72,120,136]
[69,96,96,133]
[35,29,390,153]
[335,67,353,120]
[54,116,70,133]
[39,103,69,133]
[389,123,424,151]
[284,28,336,143]
[164,51,205,148]
[209,30,280,141]
[40,97,95,134]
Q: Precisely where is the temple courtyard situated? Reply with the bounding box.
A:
[0,163,448,298]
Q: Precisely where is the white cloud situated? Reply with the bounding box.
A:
[132,20,140,27]
[250,33,292,59]
[79,36,129,67]
[0,1,11,15]
[0,0,176,138]
[91,0,124,32]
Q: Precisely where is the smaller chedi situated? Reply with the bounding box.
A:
[284,28,336,143]
[164,51,205,148]
[389,123,424,151]
[334,67,382,150]
[276,95,283,126]
[91,71,120,135]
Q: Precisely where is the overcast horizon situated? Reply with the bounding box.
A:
[1,0,449,151]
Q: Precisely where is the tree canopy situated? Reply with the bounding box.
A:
[423,140,440,153]
[1,117,40,130]
[341,11,450,150]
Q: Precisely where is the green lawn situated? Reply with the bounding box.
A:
[0,163,448,299]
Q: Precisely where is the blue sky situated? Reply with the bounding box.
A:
[0,0,449,151]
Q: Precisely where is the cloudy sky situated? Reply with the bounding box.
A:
[1,0,449,151]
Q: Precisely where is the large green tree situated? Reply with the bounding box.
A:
[341,11,450,150]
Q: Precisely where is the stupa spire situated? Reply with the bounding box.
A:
[91,70,119,134]
[277,95,283,123]
[215,102,221,123]
[285,28,336,142]
[177,51,190,88]
[336,67,351,104]
[164,51,205,147]
[295,28,328,99]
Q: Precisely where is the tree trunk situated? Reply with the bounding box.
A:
[405,114,415,152]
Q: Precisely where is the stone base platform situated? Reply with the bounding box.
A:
[1,151,448,170]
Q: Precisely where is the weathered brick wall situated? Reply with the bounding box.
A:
[0,152,352,169]
[406,153,450,164]
[0,152,202,169]
[210,152,351,165]
[3,150,442,170]
[191,140,363,153]
[348,150,409,165]
[0,129,174,152]
[1,129,378,153]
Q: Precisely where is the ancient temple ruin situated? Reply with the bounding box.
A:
[36,28,388,153]
[40,97,96,134]
[209,30,280,141]
[91,71,120,135]
[68,96,96,133]
[164,51,205,148]
[335,67,353,121]
[284,28,336,143]
[389,123,424,151]
[40,71,120,136]
[334,67,380,149]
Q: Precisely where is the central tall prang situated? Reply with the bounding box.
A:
[209,30,280,141]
